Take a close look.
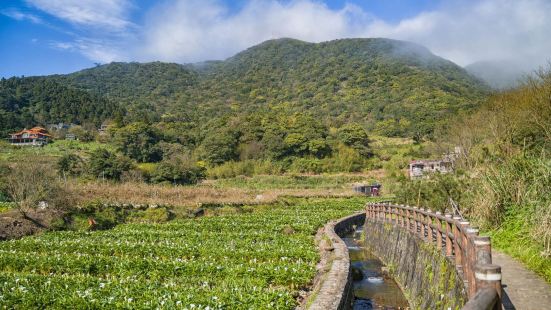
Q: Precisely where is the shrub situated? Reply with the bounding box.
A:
[207,160,285,179]
[150,159,206,185]
[321,144,366,172]
[128,207,172,224]
[392,172,468,212]
[87,148,133,181]
[57,154,84,177]
[289,157,323,173]
[0,161,75,213]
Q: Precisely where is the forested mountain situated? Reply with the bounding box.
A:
[31,38,487,137]
[0,38,490,168]
[192,38,488,135]
[0,77,118,136]
[57,62,197,101]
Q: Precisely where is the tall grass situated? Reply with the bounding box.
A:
[69,176,362,208]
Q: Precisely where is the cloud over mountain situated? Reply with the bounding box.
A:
[11,0,551,77]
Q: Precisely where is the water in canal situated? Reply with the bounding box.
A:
[343,226,409,310]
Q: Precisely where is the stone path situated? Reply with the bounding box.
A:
[492,251,551,310]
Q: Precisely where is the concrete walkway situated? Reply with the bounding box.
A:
[492,251,551,310]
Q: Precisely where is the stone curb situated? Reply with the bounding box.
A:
[306,212,365,310]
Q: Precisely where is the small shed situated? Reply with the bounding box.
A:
[353,183,382,197]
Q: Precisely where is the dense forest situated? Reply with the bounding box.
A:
[0,77,118,137]
[0,38,489,172]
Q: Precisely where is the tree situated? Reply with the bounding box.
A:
[112,122,162,162]
[199,129,239,165]
[150,157,206,185]
[57,154,84,179]
[337,123,371,156]
[87,148,133,181]
[68,125,95,142]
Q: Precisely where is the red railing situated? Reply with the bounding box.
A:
[366,202,502,310]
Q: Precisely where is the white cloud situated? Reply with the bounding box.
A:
[1,8,43,24]
[23,0,551,73]
[25,0,136,64]
[133,0,551,72]
[139,0,371,63]
[26,0,134,31]
[363,0,551,68]
[49,39,126,63]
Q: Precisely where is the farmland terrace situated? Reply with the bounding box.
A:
[0,198,549,309]
[0,197,367,308]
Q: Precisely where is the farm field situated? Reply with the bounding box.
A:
[0,197,367,309]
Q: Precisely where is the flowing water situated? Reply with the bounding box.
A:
[343,226,409,310]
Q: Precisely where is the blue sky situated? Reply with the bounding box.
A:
[1,0,550,78]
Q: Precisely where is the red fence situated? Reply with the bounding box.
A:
[366,202,502,310]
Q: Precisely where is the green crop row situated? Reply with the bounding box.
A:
[0,197,367,309]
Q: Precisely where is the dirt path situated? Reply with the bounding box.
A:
[492,251,551,310]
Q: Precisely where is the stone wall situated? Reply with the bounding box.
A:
[306,212,365,310]
[363,219,467,309]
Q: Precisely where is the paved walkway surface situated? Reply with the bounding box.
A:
[492,251,551,310]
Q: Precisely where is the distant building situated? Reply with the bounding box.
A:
[47,122,74,131]
[409,159,453,178]
[8,127,52,146]
[353,183,382,196]
[409,147,461,179]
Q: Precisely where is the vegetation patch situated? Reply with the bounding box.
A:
[0,197,365,308]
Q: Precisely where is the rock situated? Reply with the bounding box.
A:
[192,208,205,218]
[353,298,373,310]
[351,265,364,281]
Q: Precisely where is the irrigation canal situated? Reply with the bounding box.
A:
[343,226,409,310]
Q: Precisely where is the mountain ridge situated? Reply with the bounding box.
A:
[1,37,489,138]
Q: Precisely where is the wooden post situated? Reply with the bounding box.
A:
[474,264,502,310]
[445,213,453,256]
[399,207,404,227]
[422,210,427,240]
[413,207,419,236]
[466,226,479,297]
[435,211,443,252]
[474,236,492,265]
[459,220,470,276]
[426,209,433,243]
[453,215,463,270]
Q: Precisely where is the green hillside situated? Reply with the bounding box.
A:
[59,62,198,101]
[29,38,488,137]
[196,38,487,136]
[0,38,489,171]
[0,77,118,137]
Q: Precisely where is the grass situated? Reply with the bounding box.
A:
[209,173,375,190]
[0,140,114,162]
[69,177,364,208]
[0,202,16,213]
[487,210,551,283]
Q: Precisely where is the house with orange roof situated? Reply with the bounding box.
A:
[8,127,52,146]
